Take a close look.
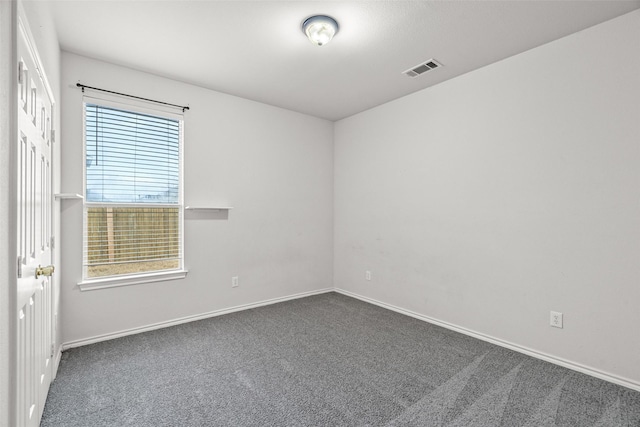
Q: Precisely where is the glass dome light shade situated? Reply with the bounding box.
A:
[302,15,339,46]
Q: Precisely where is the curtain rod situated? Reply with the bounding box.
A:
[76,83,190,112]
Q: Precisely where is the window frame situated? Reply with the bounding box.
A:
[78,95,187,291]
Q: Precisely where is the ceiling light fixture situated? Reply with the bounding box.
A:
[302,15,339,46]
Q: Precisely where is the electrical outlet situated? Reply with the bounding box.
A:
[550,311,563,328]
[232,276,239,288]
[365,270,371,281]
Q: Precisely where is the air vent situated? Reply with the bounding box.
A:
[403,58,442,78]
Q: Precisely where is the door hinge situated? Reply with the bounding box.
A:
[50,344,55,358]
[18,61,23,84]
[50,236,55,249]
[17,256,22,278]
[51,129,55,144]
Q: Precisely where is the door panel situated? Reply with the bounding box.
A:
[16,23,55,427]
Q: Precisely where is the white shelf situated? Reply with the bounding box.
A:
[55,193,84,200]
[185,206,233,211]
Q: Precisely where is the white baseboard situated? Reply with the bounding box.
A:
[335,288,640,392]
[62,288,334,350]
[60,285,639,392]
[52,346,62,380]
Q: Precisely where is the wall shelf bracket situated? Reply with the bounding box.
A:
[55,193,84,200]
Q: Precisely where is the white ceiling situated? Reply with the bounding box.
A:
[48,1,640,121]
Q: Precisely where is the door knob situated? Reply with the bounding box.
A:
[35,265,55,278]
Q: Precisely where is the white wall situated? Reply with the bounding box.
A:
[334,10,640,386]
[60,53,334,344]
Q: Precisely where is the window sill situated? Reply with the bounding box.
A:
[77,269,189,291]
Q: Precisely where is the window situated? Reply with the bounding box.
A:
[82,99,184,284]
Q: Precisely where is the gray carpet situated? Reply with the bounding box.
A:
[41,292,640,426]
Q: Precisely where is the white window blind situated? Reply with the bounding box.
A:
[83,102,183,280]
